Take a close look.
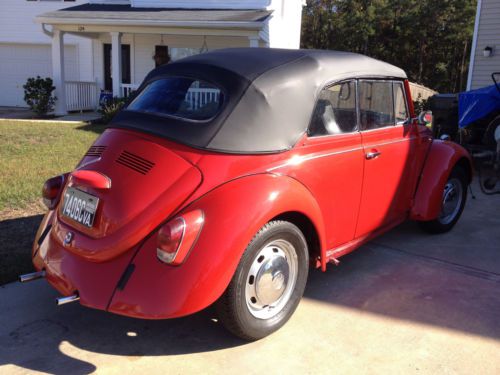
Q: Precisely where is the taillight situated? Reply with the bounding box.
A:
[42,174,66,210]
[156,209,204,266]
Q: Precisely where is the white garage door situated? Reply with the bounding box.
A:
[0,44,78,107]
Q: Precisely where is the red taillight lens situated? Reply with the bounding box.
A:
[156,209,204,265]
[42,174,66,210]
[157,217,185,261]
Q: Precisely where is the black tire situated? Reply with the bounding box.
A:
[482,115,500,147]
[418,167,468,234]
[216,220,309,341]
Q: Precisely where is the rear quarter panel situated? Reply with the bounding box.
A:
[108,173,325,319]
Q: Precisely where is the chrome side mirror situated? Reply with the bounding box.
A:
[418,110,433,127]
[440,134,451,141]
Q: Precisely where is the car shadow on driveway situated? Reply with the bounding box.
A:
[0,214,43,285]
[0,285,245,374]
[1,189,498,374]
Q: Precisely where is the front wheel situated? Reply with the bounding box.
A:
[418,167,468,234]
[216,221,309,341]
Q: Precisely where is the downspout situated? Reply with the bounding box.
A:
[466,0,482,91]
[41,23,54,38]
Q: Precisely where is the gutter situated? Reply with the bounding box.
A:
[466,0,482,91]
[41,23,53,37]
[35,17,265,30]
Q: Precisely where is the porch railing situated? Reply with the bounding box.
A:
[120,84,221,111]
[185,88,221,110]
[122,83,140,98]
[65,80,99,112]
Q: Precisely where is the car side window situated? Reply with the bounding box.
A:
[308,81,357,137]
[394,82,409,124]
[358,80,395,130]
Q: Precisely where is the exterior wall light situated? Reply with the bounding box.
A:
[483,46,493,57]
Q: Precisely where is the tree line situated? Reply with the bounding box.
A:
[301,0,477,93]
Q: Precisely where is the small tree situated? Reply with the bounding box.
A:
[23,76,57,117]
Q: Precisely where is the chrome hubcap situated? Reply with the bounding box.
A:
[245,239,298,320]
[439,177,463,225]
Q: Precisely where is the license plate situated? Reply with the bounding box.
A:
[61,187,99,228]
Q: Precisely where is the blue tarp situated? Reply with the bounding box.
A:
[458,84,500,128]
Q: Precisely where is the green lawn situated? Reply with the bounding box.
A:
[0,121,105,285]
[0,121,105,213]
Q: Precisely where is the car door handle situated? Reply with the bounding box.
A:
[365,151,381,160]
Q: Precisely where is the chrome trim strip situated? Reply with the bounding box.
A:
[267,146,364,172]
[268,136,416,172]
[363,136,417,147]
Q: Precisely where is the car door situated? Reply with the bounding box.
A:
[355,80,417,237]
[294,80,365,249]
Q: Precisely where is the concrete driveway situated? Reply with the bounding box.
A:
[1,186,499,374]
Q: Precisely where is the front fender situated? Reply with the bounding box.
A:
[410,140,473,221]
[108,173,325,319]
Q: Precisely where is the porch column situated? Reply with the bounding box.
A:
[248,36,260,48]
[111,31,122,97]
[52,29,67,115]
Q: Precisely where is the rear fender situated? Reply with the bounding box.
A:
[410,140,473,221]
[108,173,325,319]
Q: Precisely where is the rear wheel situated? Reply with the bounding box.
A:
[216,221,309,341]
[482,115,500,147]
[418,167,468,234]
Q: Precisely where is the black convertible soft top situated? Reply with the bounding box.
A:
[112,48,407,153]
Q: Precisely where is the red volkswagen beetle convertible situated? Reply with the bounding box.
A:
[23,48,472,340]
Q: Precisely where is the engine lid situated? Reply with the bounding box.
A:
[54,128,202,262]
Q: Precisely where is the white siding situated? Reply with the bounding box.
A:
[131,0,270,9]
[266,0,303,49]
[469,0,500,89]
[90,1,130,4]
[0,0,86,44]
[0,44,77,107]
[0,0,94,106]
[93,33,254,89]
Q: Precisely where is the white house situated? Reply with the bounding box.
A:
[0,0,305,114]
[467,0,500,90]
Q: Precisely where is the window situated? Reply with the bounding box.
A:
[394,82,409,124]
[127,77,223,121]
[309,80,357,136]
[359,80,395,130]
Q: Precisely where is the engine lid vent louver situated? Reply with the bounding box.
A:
[85,145,106,157]
[116,151,155,175]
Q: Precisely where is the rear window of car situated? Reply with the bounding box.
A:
[127,77,223,121]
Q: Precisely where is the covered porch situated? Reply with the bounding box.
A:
[36,4,271,115]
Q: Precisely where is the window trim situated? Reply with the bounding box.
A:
[307,79,359,139]
[307,77,411,138]
[393,81,410,125]
[358,78,398,132]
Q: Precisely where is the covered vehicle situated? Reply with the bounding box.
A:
[24,48,473,340]
[431,73,500,194]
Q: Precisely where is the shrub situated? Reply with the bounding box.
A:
[23,76,57,117]
[98,96,127,124]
